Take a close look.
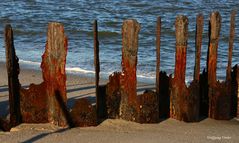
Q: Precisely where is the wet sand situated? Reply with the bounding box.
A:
[0,62,238,143]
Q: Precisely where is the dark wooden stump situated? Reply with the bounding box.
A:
[70,98,97,127]
[106,72,122,119]
[158,72,171,118]
[20,83,48,123]
[4,24,21,127]
[137,90,159,123]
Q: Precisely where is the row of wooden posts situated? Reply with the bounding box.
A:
[0,11,239,131]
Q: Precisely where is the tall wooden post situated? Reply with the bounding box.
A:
[207,12,221,87]
[170,15,188,120]
[194,14,204,81]
[156,17,161,95]
[94,20,103,118]
[41,22,68,126]
[226,10,236,81]
[174,16,188,84]
[120,19,140,121]
[207,12,226,119]
[4,24,21,127]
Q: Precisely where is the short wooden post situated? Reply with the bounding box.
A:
[226,10,236,81]
[4,24,21,127]
[120,19,140,121]
[156,17,161,95]
[194,14,204,81]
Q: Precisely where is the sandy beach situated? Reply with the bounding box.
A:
[0,62,239,143]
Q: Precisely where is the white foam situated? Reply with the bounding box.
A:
[66,67,95,74]
[19,59,41,66]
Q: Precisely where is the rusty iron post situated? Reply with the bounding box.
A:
[4,24,21,127]
[226,10,236,81]
[194,14,204,81]
[120,19,140,121]
[156,17,161,95]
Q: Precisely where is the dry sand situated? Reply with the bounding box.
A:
[0,62,239,143]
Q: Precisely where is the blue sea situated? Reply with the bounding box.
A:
[0,0,239,83]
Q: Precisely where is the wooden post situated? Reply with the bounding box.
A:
[93,20,101,118]
[194,14,204,81]
[170,15,188,120]
[4,24,21,127]
[207,12,221,87]
[156,17,161,95]
[41,22,68,126]
[226,10,236,81]
[174,16,188,83]
[237,68,239,118]
[120,19,140,121]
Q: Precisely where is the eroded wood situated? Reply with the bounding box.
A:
[120,19,140,121]
[4,24,21,127]
[20,22,69,127]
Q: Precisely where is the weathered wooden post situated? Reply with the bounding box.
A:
[156,17,170,118]
[207,12,221,119]
[227,11,237,117]
[206,12,231,120]
[170,15,188,120]
[41,22,68,126]
[120,19,140,121]
[156,17,161,95]
[226,10,236,81]
[4,24,21,127]
[20,22,70,126]
[194,14,204,81]
[170,15,200,122]
[93,20,102,118]
[207,12,221,87]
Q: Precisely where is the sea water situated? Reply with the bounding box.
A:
[0,0,239,83]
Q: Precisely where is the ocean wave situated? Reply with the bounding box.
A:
[19,59,41,66]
